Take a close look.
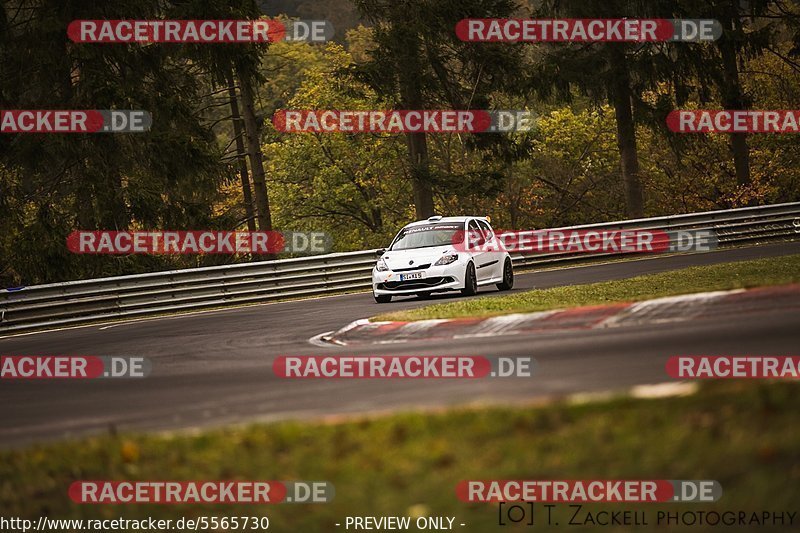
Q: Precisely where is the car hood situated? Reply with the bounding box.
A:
[381,246,454,270]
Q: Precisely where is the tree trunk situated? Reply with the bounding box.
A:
[406,131,435,219]
[226,64,257,232]
[397,31,435,219]
[236,66,272,233]
[729,128,751,187]
[609,47,644,219]
[717,11,751,188]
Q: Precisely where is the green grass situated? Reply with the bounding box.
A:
[375,254,800,322]
[1,382,799,532]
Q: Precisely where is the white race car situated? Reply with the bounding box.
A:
[371,216,513,303]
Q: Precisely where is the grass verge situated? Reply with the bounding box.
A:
[375,254,800,322]
[1,382,798,532]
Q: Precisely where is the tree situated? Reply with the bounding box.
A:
[352,0,524,219]
[225,64,257,232]
[670,0,785,191]
[0,0,246,284]
[531,0,684,218]
[237,60,273,232]
[263,42,410,249]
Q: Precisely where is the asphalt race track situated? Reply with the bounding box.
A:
[2,242,799,448]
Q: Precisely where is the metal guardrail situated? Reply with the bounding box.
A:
[1,202,799,333]
[512,201,800,269]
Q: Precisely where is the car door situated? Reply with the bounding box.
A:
[477,219,503,281]
[467,219,490,282]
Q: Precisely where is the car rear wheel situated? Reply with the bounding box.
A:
[461,262,478,296]
[496,258,514,291]
[374,293,392,303]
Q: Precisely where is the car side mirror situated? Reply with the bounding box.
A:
[375,248,386,258]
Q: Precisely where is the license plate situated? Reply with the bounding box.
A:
[399,272,424,281]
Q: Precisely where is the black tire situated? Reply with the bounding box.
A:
[496,258,514,291]
[374,293,392,303]
[461,262,478,296]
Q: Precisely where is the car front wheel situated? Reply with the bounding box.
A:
[461,262,478,296]
[374,293,392,303]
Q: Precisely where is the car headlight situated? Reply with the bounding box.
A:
[434,253,459,266]
[376,258,389,272]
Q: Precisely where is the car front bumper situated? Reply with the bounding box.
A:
[372,262,467,295]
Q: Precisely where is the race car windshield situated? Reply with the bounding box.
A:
[390,224,464,251]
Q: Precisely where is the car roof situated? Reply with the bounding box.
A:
[403,216,488,228]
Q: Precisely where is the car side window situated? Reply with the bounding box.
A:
[468,220,483,246]
[477,220,493,241]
